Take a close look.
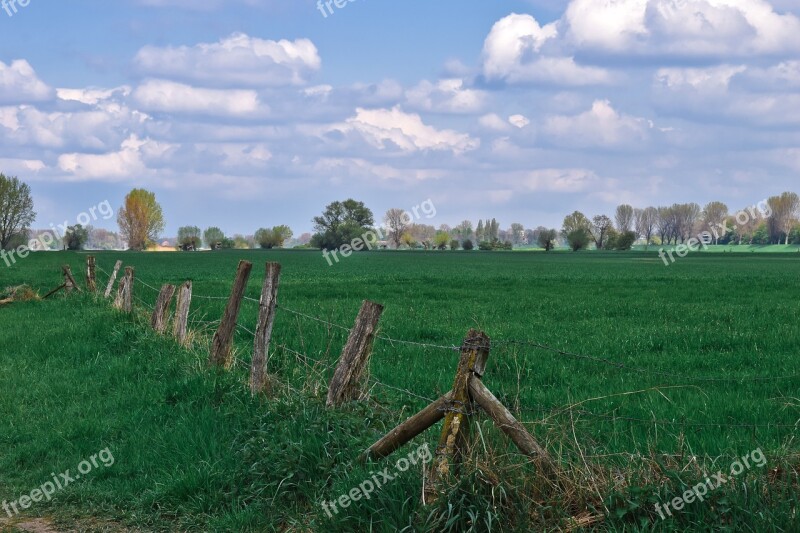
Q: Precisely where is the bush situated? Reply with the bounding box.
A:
[566,228,591,251]
[614,231,637,251]
[450,239,459,251]
[462,239,474,250]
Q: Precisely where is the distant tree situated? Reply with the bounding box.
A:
[384,208,409,249]
[462,238,474,251]
[204,227,225,250]
[0,174,35,250]
[566,229,591,252]
[232,234,254,249]
[454,220,473,242]
[400,232,416,248]
[449,239,460,251]
[537,228,558,251]
[256,225,294,249]
[312,199,374,250]
[701,202,728,244]
[561,211,592,238]
[177,226,202,251]
[591,215,613,249]
[614,231,637,251]
[615,204,634,233]
[64,224,89,251]
[510,223,525,244]
[636,207,658,248]
[475,220,485,242]
[118,189,164,250]
[410,223,436,249]
[434,231,450,250]
[767,192,800,244]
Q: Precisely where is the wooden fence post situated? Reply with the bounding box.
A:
[173,281,193,346]
[86,256,96,292]
[209,260,253,368]
[113,267,134,313]
[326,300,384,407]
[104,260,122,298]
[151,284,176,334]
[62,265,81,293]
[250,262,281,395]
[424,330,491,504]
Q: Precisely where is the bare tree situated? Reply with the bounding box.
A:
[702,201,729,244]
[591,215,613,249]
[768,192,800,245]
[615,204,634,233]
[636,207,658,248]
[384,208,409,249]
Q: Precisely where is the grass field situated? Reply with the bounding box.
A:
[0,250,798,531]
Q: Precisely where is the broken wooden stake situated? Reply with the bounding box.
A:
[151,284,176,334]
[62,265,81,293]
[113,267,134,313]
[86,256,97,292]
[104,260,123,298]
[210,260,253,368]
[326,300,384,407]
[173,281,193,346]
[250,262,281,395]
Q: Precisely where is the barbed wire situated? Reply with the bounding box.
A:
[493,338,800,383]
[276,303,352,332]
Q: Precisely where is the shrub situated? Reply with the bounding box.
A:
[567,228,591,251]
[462,239,474,250]
[450,239,459,251]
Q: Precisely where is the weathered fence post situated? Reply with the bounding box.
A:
[150,284,176,334]
[209,260,253,368]
[250,262,281,395]
[86,256,96,292]
[113,267,134,313]
[104,260,123,298]
[173,281,193,346]
[424,330,491,503]
[326,300,384,407]
[62,265,81,293]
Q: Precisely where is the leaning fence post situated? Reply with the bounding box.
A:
[209,260,253,368]
[63,265,81,293]
[151,284,176,334]
[173,281,193,346]
[104,260,123,298]
[86,256,96,292]
[113,267,134,313]
[250,262,281,395]
[326,300,384,407]
[424,329,491,504]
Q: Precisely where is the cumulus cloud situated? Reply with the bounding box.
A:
[543,100,651,148]
[58,135,174,181]
[405,79,487,114]
[509,114,531,128]
[0,60,53,104]
[481,14,612,86]
[327,106,480,155]
[564,0,800,57]
[479,113,511,131]
[133,33,321,87]
[132,79,263,116]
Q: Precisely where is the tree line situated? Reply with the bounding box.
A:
[1,175,799,253]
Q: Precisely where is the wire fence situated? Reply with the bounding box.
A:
[91,262,800,437]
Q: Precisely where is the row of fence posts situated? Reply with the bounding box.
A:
[63,256,555,503]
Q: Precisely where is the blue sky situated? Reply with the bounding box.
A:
[2,0,800,237]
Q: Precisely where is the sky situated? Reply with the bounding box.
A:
[2,0,800,236]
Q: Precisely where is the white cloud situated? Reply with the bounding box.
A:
[544,100,651,148]
[479,113,511,131]
[133,79,262,116]
[481,14,611,85]
[0,60,53,104]
[328,106,480,155]
[509,114,530,128]
[502,168,601,193]
[133,33,321,87]
[565,0,800,57]
[57,86,132,105]
[58,135,174,181]
[405,79,487,114]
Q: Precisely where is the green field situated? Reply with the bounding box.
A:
[1,250,798,531]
